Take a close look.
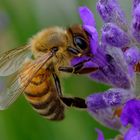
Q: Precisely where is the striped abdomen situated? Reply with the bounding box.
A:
[20,67,65,121]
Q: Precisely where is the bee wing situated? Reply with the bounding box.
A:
[0,46,30,76]
[0,52,53,110]
[0,76,22,110]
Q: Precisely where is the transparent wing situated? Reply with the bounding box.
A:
[0,46,30,76]
[0,76,22,110]
[0,52,53,110]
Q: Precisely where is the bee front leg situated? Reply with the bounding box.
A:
[58,62,83,74]
[59,62,98,74]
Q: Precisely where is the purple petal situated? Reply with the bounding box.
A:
[124,127,140,140]
[78,7,99,54]
[96,0,127,29]
[71,56,90,66]
[132,4,140,43]
[86,88,134,130]
[124,47,140,65]
[78,6,96,27]
[83,61,98,68]
[121,99,140,128]
[95,129,104,140]
[83,25,99,54]
[92,46,107,67]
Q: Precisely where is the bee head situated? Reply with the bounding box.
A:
[67,25,90,57]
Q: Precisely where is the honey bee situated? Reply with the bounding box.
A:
[0,25,98,120]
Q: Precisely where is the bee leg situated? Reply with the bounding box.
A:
[52,73,63,96]
[59,62,98,74]
[58,62,84,73]
[52,73,87,108]
[60,97,87,108]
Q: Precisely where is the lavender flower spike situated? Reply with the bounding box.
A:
[96,0,127,29]
[76,0,140,139]
[132,4,140,42]
[86,88,134,130]
[102,23,130,48]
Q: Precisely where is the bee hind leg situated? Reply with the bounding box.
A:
[60,97,87,109]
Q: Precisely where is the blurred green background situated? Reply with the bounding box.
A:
[0,0,131,140]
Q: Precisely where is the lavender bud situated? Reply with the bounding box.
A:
[124,47,140,65]
[132,4,140,42]
[96,0,127,29]
[102,23,130,48]
[86,88,134,112]
[86,88,134,130]
[86,89,122,110]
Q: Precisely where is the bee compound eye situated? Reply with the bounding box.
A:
[74,36,87,50]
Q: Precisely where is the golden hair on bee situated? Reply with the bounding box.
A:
[30,27,68,57]
[0,24,97,121]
